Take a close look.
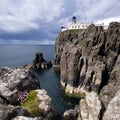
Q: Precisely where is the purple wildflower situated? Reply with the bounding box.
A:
[18,90,28,104]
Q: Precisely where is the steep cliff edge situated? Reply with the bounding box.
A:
[54,22,120,119]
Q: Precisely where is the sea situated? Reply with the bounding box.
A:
[0,45,74,114]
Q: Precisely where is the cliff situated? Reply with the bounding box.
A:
[54,22,120,120]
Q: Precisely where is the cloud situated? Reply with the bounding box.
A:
[0,14,39,33]
[0,0,120,44]
[74,0,120,22]
[96,16,120,26]
[0,0,64,33]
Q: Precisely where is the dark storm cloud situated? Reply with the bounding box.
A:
[0,0,120,44]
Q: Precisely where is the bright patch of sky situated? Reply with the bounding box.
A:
[0,0,120,44]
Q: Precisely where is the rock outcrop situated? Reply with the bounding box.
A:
[0,65,40,104]
[0,65,57,120]
[100,54,120,108]
[63,106,79,120]
[103,89,120,120]
[0,104,29,120]
[78,91,104,120]
[36,89,55,115]
[33,52,52,69]
[54,22,120,119]
[13,89,58,120]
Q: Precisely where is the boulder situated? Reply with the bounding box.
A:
[63,105,79,120]
[0,65,40,104]
[23,89,58,120]
[36,89,54,114]
[78,91,104,120]
[0,104,29,120]
[103,89,120,120]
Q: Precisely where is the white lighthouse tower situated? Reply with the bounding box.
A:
[72,16,77,24]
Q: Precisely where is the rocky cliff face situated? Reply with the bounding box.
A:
[54,22,120,119]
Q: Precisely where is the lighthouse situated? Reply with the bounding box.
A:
[61,16,107,32]
[72,16,76,24]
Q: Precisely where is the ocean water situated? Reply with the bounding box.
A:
[0,45,54,67]
[0,45,73,114]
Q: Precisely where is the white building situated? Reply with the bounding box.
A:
[61,16,107,32]
[67,22,90,30]
[61,16,91,32]
[67,16,91,30]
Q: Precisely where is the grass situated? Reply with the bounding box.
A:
[79,39,86,47]
[69,29,84,35]
[68,29,86,48]
[66,92,86,99]
[74,39,86,49]
[21,90,43,117]
[61,83,86,99]
[61,84,66,91]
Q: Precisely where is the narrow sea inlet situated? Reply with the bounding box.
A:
[0,45,74,114]
[34,68,74,115]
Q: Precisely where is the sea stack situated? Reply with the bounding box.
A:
[33,52,52,69]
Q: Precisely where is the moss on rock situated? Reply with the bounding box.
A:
[61,84,66,91]
[61,83,85,99]
[69,29,84,35]
[66,92,86,99]
[21,90,43,117]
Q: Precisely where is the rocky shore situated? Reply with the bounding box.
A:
[54,22,120,120]
[0,65,57,120]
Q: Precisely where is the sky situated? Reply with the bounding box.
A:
[0,0,120,45]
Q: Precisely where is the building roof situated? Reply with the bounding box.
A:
[72,16,76,19]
